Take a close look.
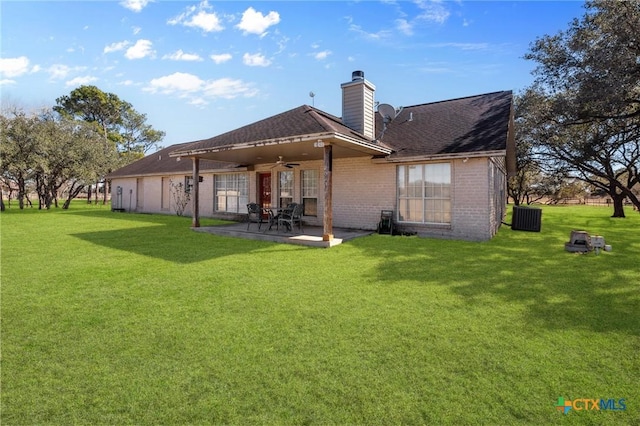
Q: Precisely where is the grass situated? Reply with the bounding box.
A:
[1,203,639,425]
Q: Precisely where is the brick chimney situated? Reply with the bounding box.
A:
[341,70,375,139]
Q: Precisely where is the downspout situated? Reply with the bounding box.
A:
[191,156,200,228]
[323,144,333,241]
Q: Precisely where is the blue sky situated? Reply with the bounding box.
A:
[1,0,586,149]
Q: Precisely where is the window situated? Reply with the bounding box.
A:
[398,163,451,224]
[279,170,293,208]
[184,176,193,193]
[214,173,248,213]
[161,177,171,211]
[301,170,318,216]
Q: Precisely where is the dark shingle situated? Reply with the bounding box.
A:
[176,105,369,153]
[377,91,512,158]
[106,143,236,179]
[108,91,512,177]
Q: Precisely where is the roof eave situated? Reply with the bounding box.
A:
[168,132,338,157]
[374,149,507,164]
[169,131,392,158]
[106,165,252,180]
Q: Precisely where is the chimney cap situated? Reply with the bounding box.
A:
[352,70,365,81]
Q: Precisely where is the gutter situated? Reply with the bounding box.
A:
[373,149,507,163]
[106,166,252,180]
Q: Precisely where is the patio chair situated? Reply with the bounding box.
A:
[377,210,394,235]
[246,203,268,230]
[278,202,304,233]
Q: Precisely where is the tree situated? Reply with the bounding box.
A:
[54,85,123,141]
[521,87,639,216]
[32,111,112,209]
[0,107,113,210]
[120,105,165,159]
[508,94,546,205]
[54,85,165,204]
[524,0,640,216]
[0,109,40,209]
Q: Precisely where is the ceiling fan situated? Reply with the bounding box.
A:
[271,156,300,169]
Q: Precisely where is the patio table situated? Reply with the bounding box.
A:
[266,208,292,232]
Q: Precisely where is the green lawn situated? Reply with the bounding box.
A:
[1,203,638,425]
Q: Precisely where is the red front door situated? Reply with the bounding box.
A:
[258,173,271,209]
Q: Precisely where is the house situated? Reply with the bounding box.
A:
[107,71,516,242]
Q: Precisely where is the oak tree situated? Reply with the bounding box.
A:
[523,0,640,216]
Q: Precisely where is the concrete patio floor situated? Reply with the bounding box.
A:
[192,222,373,248]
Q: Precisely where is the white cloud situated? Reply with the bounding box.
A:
[395,18,413,36]
[349,24,392,41]
[236,7,280,36]
[48,64,72,79]
[0,79,16,86]
[210,53,232,64]
[243,52,271,67]
[125,39,154,59]
[275,36,289,55]
[202,77,258,99]
[188,10,224,32]
[188,98,208,107]
[120,0,151,13]
[47,64,87,80]
[104,40,131,54]
[144,72,257,103]
[66,75,98,87]
[146,72,203,94]
[162,50,203,61]
[132,26,142,35]
[313,50,332,60]
[429,42,489,51]
[168,1,224,33]
[0,56,30,78]
[415,0,450,24]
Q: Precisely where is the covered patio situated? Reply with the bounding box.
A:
[168,104,392,244]
[192,222,373,248]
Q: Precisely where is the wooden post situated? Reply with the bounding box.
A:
[191,156,200,228]
[323,144,333,241]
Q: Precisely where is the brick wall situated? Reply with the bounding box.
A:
[332,157,396,229]
[111,154,507,241]
[451,157,491,240]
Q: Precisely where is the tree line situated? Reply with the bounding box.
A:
[509,0,639,217]
[1,86,165,210]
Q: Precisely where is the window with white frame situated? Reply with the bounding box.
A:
[397,163,451,224]
[279,170,293,208]
[214,173,248,213]
[301,169,318,216]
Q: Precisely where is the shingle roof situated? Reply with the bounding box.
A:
[108,90,513,178]
[176,105,370,153]
[376,90,513,159]
[106,142,237,179]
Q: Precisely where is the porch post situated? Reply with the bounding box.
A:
[323,144,333,241]
[191,156,200,228]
